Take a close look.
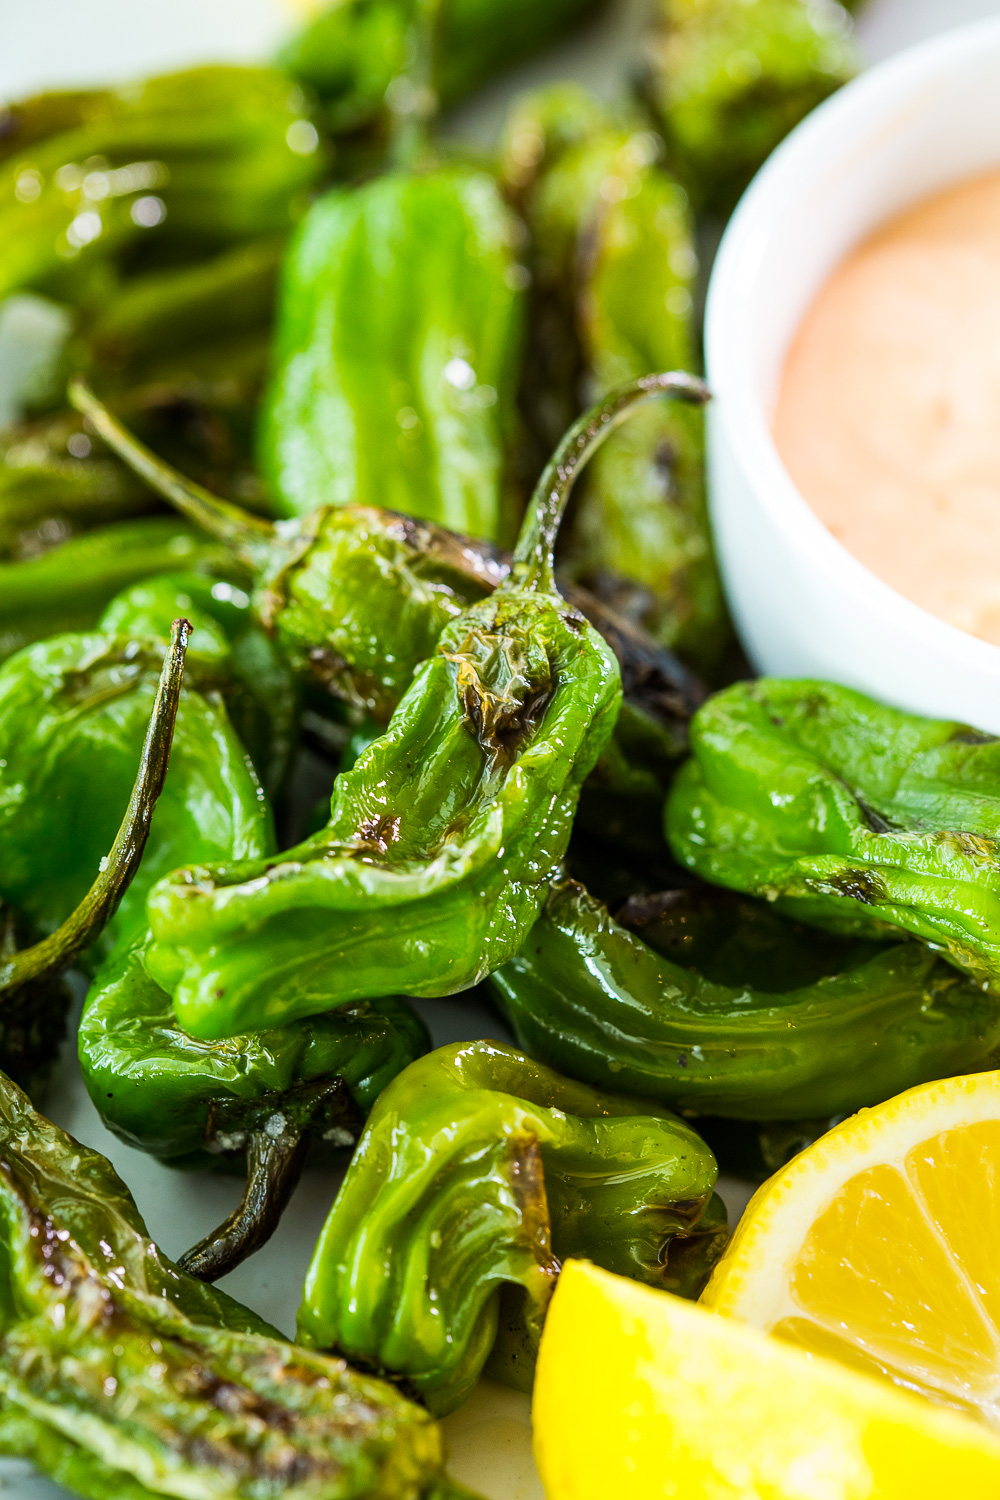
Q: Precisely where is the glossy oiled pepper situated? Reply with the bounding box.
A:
[79,939,429,1281]
[667,679,1000,990]
[646,0,858,213]
[490,880,1000,1120]
[0,67,322,303]
[0,517,238,664]
[0,1071,454,1499]
[278,0,605,137]
[141,376,705,1040]
[260,163,525,541]
[298,1040,726,1416]
[0,619,189,1093]
[0,580,276,957]
[501,86,728,671]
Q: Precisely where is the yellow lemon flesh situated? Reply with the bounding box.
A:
[703,1070,1000,1424]
[533,1259,1000,1500]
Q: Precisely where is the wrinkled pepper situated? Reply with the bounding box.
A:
[80,939,429,1281]
[0,1070,455,1499]
[646,0,858,213]
[260,162,525,540]
[0,619,188,1092]
[298,1040,726,1415]
[500,85,728,671]
[490,879,1000,1120]
[0,579,277,957]
[137,375,705,1040]
[667,679,1000,989]
[278,0,606,138]
[0,66,322,303]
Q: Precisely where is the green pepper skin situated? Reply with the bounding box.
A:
[0,67,322,303]
[0,518,238,664]
[646,0,858,213]
[667,678,1000,989]
[79,938,428,1163]
[491,880,1000,1120]
[278,0,604,136]
[147,582,620,1037]
[134,378,708,1040]
[100,572,299,800]
[0,1072,449,1500]
[501,86,727,670]
[260,166,525,541]
[0,612,273,957]
[297,1040,724,1415]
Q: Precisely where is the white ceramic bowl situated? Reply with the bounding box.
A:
[705,16,1000,733]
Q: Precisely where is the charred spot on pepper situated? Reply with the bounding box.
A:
[823,868,888,905]
[354,813,402,854]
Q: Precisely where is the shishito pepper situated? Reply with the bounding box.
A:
[0,580,276,957]
[297,1039,726,1416]
[500,85,728,671]
[0,1071,454,1499]
[0,66,322,303]
[490,880,1000,1120]
[667,679,1000,990]
[0,619,189,1093]
[79,940,429,1281]
[278,0,606,138]
[140,375,706,1040]
[646,0,858,213]
[259,163,525,540]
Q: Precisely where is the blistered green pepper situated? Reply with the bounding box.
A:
[0,581,275,957]
[260,163,525,541]
[0,1070,455,1499]
[667,678,1000,990]
[298,1039,725,1415]
[0,619,188,1093]
[491,879,1000,1120]
[0,518,238,663]
[80,939,428,1281]
[646,0,858,213]
[141,377,704,1040]
[501,85,728,671]
[0,67,322,303]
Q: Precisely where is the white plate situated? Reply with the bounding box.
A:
[2,1,993,1495]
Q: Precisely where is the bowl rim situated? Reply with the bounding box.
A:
[704,12,1000,675]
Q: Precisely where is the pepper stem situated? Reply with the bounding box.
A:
[179,1122,309,1282]
[512,371,710,594]
[0,618,191,994]
[68,378,274,574]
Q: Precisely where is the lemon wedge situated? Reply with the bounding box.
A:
[703,1070,1000,1423]
[533,1259,1000,1499]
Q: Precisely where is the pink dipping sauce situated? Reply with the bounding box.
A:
[774,167,1000,647]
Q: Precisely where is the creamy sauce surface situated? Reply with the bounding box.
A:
[774,167,1000,647]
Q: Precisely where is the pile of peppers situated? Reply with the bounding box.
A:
[4,0,979,1496]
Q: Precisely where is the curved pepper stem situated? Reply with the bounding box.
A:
[68,377,275,573]
[0,617,191,995]
[512,371,710,594]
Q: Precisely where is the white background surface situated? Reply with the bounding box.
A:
[0,1,997,1496]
